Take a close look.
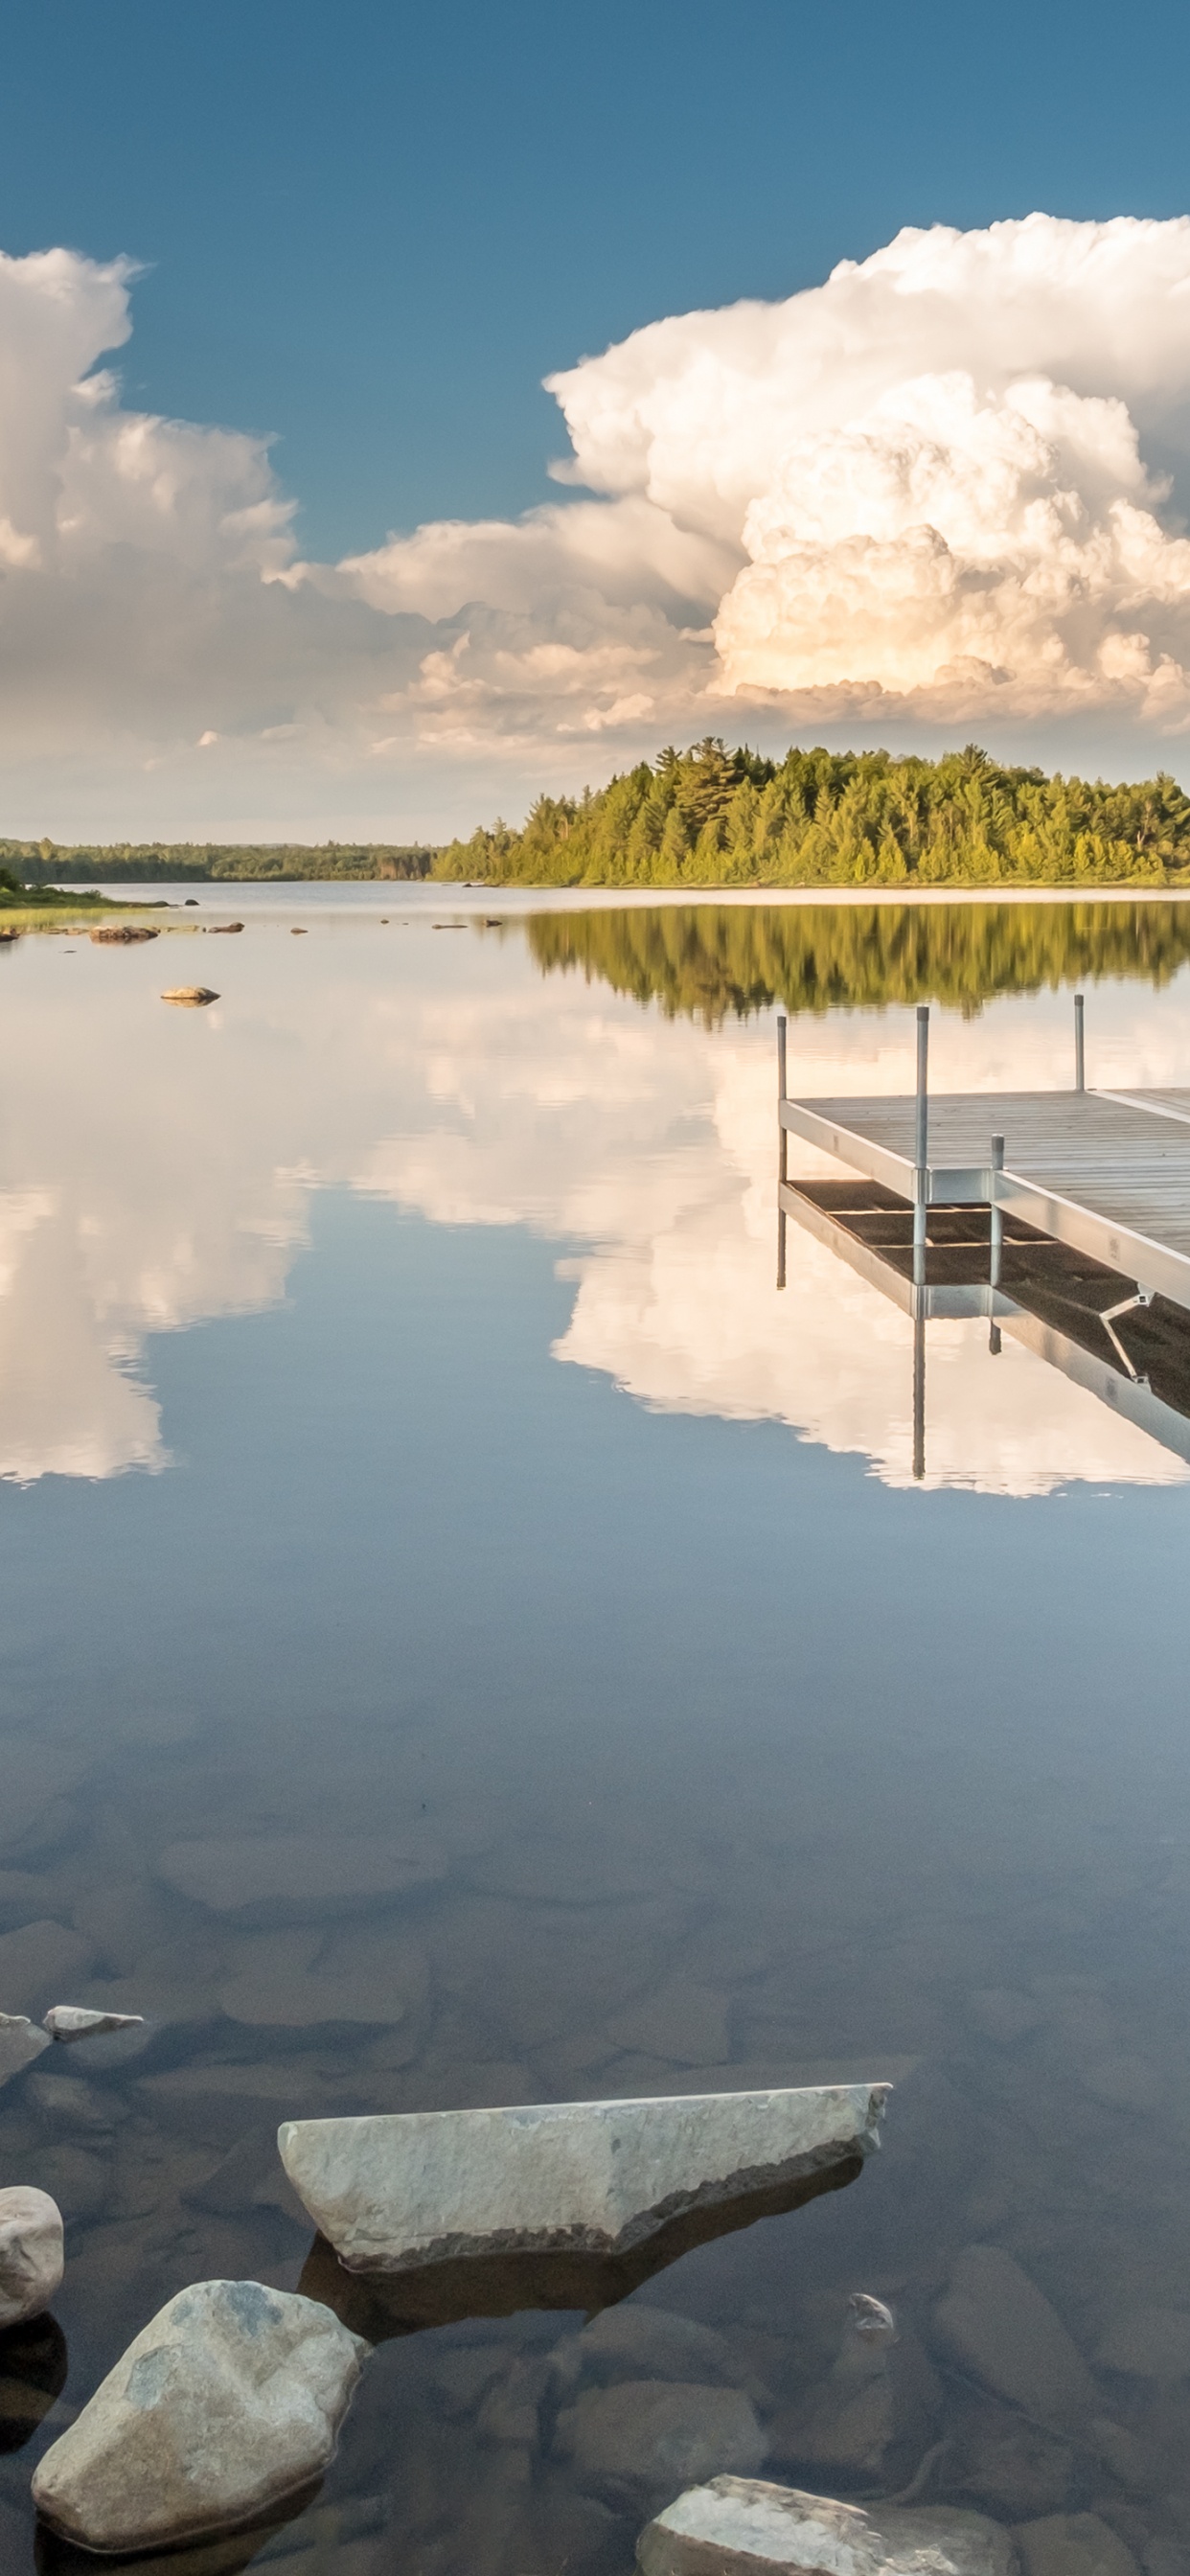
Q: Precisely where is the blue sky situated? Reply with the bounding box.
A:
[6,0,1188,562]
[10,1,1190,836]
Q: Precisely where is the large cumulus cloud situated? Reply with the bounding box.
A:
[12,215,1190,829]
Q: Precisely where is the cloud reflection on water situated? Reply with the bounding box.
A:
[1,913,1188,1494]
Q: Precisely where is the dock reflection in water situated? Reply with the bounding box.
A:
[782,1176,1190,1481]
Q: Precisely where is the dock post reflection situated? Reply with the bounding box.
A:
[776,1013,788,1290]
[1074,990,1086,1092]
[912,1297,926,1481]
[989,1133,1004,1355]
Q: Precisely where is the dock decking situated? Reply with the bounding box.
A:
[780,1080,1190,1311]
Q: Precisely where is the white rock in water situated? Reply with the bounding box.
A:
[637,2479,1016,2576]
[33,2280,367,2552]
[0,2186,64,2327]
[44,2005,145,2042]
[278,2083,888,2274]
[0,2013,51,2089]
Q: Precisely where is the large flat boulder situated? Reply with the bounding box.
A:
[279,2083,888,2306]
[32,2280,366,2552]
[636,2479,1016,2576]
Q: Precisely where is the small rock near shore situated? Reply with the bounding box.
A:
[44,2005,145,2042]
[0,2187,64,2327]
[33,2280,368,2552]
[161,986,219,1005]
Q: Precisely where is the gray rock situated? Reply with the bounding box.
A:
[278,2082,888,2276]
[636,2478,1016,2576]
[932,2245,1097,2429]
[0,2012,51,2088]
[156,1834,445,1920]
[44,2003,144,2041]
[952,2399,1073,2515]
[1015,2516,1140,2576]
[32,2279,368,2551]
[879,2510,1019,2576]
[559,2380,767,2511]
[0,2185,64,2327]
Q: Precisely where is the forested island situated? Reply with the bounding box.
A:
[9,745,1190,892]
[438,742,1190,888]
[6,840,437,887]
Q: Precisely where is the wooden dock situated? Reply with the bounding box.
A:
[778,1013,1190,1315]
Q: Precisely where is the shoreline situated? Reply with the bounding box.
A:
[34,877,1190,917]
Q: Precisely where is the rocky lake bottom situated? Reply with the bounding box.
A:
[3,892,1190,2575]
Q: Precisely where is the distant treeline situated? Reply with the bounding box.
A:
[522,902,1190,1026]
[5,840,439,886]
[439,742,1190,888]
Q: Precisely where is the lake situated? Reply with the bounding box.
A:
[3,891,1190,2576]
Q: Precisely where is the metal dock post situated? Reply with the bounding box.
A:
[989,1133,1004,1354]
[913,1005,929,1286]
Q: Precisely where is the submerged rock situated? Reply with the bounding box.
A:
[560,2380,767,2512]
[44,2004,144,2042]
[637,2479,1015,2576]
[559,2304,735,2388]
[932,2244,1097,2430]
[1015,2514,1141,2576]
[278,2082,888,2284]
[32,2279,367,2552]
[0,2013,51,2089]
[0,2186,64,2327]
[951,2396,1073,2515]
[768,2316,941,2486]
[157,1832,445,1920]
[1094,2303,1190,2380]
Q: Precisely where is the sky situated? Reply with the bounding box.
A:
[9,0,1190,840]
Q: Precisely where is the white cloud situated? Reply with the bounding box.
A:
[14,216,1190,830]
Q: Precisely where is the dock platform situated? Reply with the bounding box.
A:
[780,1078,1190,1312]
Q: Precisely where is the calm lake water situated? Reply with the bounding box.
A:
[4,893,1190,2576]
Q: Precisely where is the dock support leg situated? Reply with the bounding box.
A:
[912,1004,929,1288]
[1074,992,1085,1093]
[989,1133,1004,1354]
[776,1013,788,1291]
